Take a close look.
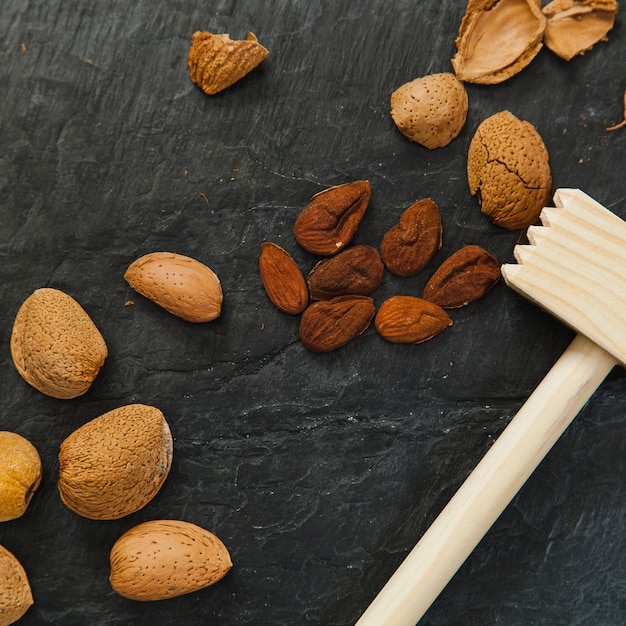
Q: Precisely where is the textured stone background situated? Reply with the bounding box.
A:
[0,1,624,624]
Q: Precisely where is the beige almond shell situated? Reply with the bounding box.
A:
[124,252,223,323]
[543,0,618,61]
[390,73,468,149]
[467,110,552,230]
[188,31,269,95]
[452,0,546,84]
[110,519,232,601]
[0,545,33,626]
[58,404,173,520]
[0,432,42,523]
[10,288,108,399]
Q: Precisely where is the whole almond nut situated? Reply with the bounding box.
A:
[0,545,33,625]
[0,432,42,523]
[110,519,232,601]
[125,252,223,323]
[294,181,371,256]
[380,198,443,277]
[423,245,501,308]
[452,0,546,84]
[467,110,551,230]
[188,31,269,95]
[259,242,309,314]
[390,73,468,149]
[543,0,618,61]
[10,288,108,399]
[307,245,384,300]
[299,295,375,352]
[375,296,452,344]
[58,404,173,520]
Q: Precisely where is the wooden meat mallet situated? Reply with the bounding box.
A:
[356,189,626,626]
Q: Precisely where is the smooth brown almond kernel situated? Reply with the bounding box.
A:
[10,288,108,400]
[259,242,309,314]
[375,296,452,344]
[0,545,33,625]
[58,404,173,520]
[294,181,371,256]
[110,520,232,601]
[452,0,546,84]
[188,31,269,95]
[390,73,468,149]
[380,198,443,277]
[299,295,375,352]
[0,432,42,523]
[423,245,501,308]
[543,0,617,61]
[125,252,223,323]
[467,110,551,230]
[307,245,384,300]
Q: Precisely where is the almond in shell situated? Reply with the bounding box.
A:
[10,288,108,399]
[110,519,232,601]
[58,404,173,520]
[188,31,268,95]
[125,252,223,323]
[0,544,33,625]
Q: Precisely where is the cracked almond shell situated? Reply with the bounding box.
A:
[58,404,173,520]
[390,73,468,149]
[110,520,232,601]
[543,0,618,61]
[10,288,108,399]
[452,0,546,84]
[0,544,33,625]
[188,31,268,95]
[467,110,551,230]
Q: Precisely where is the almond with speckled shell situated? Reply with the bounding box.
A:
[467,110,551,230]
[390,73,468,149]
[125,252,223,322]
[0,544,33,625]
[10,288,108,399]
[58,404,173,520]
[109,519,232,601]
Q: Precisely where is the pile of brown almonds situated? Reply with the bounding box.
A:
[260,181,501,352]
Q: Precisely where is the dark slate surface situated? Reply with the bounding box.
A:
[1,1,625,625]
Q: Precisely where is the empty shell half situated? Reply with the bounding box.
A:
[452,0,546,84]
[188,31,269,95]
[543,0,618,61]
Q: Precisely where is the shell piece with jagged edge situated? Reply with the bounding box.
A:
[188,31,269,95]
[543,0,618,61]
[452,0,546,84]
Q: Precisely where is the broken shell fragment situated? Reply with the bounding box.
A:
[390,73,468,149]
[188,31,268,95]
[543,0,618,61]
[452,0,546,84]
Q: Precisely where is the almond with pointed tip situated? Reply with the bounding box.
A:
[110,519,232,601]
[125,252,223,322]
[58,404,173,520]
[390,73,468,149]
[0,544,33,625]
[259,242,309,314]
[10,288,108,399]
[0,432,42,523]
[188,31,268,95]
